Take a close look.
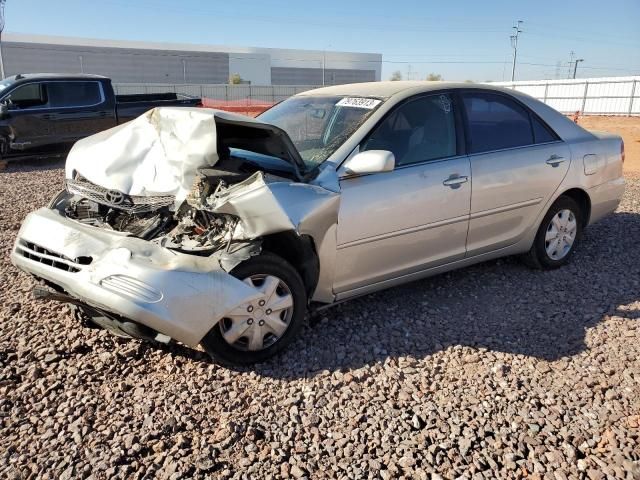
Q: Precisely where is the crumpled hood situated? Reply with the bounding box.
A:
[65,107,306,206]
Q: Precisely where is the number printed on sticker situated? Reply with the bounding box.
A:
[336,97,382,109]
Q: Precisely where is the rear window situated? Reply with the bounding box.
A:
[462,92,534,154]
[47,81,103,108]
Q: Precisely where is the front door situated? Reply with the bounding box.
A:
[2,82,58,158]
[334,93,471,294]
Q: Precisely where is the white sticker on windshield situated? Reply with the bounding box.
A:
[336,97,382,109]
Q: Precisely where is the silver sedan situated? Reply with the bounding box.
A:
[12,82,625,365]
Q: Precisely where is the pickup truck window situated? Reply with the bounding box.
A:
[7,83,48,109]
[47,81,103,108]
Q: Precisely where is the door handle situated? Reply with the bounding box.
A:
[443,175,469,188]
[42,114,52,120]
[545,155,565,167]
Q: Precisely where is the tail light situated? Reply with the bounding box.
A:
[621,141,625,164]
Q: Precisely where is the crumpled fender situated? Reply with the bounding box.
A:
[203,171,341,303]
[206,171,340,239]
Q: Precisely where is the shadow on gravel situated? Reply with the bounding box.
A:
[254,210,640,379]
[3,156,65,173]
[95,212,640,378]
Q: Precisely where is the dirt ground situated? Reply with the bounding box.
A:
[577,116,640,173]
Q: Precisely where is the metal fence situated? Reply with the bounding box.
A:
[114,77,640,116]
[113,83,320,103]
[491,77,640,116]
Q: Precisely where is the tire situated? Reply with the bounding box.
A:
[201,253,307,366]
[522,195,583,270]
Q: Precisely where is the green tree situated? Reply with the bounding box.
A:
[229,73,243,85]
[426,73,443,81]
[390,70,403,81]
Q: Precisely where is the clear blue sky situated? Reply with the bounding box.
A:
[6,0,640,82]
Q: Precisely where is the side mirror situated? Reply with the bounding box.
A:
[0,103,7,119]
[342,150,395,176]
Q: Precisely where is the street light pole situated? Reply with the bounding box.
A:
[572,59,584,79]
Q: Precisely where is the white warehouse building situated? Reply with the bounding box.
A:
[2,33,382,86]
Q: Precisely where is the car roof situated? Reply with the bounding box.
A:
[296,81,515,99]
[5,73,109,81]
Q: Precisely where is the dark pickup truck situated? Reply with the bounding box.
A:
[0,73,201,161]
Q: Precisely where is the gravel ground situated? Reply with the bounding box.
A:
[1,160,639,480]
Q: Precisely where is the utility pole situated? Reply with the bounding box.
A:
[0,0,6,79]
[572,58,584,79]
[510,20,523,81]
[567,51,575,79]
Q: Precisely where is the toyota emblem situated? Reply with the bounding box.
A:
[105,189,125,205]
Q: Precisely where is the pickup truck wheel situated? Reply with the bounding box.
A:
[522,195,583,270]
[201,253,307,366]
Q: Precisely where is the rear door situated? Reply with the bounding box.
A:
[461,91,570,256]
[334,93,471,294]
[45,81,116,147]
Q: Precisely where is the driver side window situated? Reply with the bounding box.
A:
[7,83,48,110]
[362,94,457,167]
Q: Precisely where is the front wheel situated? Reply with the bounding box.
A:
[522,195,583,269]
[201,253,307,365]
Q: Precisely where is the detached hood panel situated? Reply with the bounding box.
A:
[65,107,305,205]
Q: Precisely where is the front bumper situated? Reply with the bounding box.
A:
[11,208,262,346]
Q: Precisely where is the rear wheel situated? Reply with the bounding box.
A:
[201,253,306,365]
[522,195,583,269]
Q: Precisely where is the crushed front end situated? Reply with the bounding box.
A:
[10,107,340,348]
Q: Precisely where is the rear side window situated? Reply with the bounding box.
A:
[47,81,103,108]
[462,92,534,154]
[7,83,48,109]
[531,115,558,143]
[362,94,457,166]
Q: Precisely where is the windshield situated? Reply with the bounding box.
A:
[258,95,383,168]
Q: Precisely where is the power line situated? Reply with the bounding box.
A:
[523,30,639,48]
[524,20,637,43]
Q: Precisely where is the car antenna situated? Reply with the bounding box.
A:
[15,73,24,79]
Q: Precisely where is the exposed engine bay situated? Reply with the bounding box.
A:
[63,155,291,255]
